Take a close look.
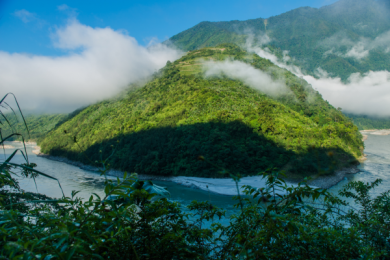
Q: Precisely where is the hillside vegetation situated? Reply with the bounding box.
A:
[346,113,390,130]
[169,0,390,80]
[39,44,363,180]
[2,114,67,141]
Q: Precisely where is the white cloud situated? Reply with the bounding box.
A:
[344,42,370,59]
[257,33,272,46]
[371,30,390,51]
[303,71,390,117]
[57,4,69,11]
[322,30,390,60]
[246,42,305,77]
[0,19,183,112]
[204,60,289,97]
[14,9,36,23]
[57,4,78,17]
[245,38,390,117]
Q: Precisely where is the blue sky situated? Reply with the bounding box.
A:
[0,0,337,56]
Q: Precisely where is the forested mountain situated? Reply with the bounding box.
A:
[39,44,363,180]
[169,0,390,80]
[346,114,390,130]
[2,114,67,141]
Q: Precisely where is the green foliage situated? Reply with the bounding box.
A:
[39,45,363,179]
[0,94,65,206]
[339,179,390,256]
[346,113,390,130]
[0,94,212,259]
[1,95,388,259]
[167,21,247,51]
[169,0,390,80]
[2,164,390,259]
[1,113,67,141]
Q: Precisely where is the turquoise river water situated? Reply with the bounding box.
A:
[2,133,390,224]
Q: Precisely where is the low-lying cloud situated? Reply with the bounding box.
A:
[0,19,182,112]
[204,60,289,97]
[245,37,390,117]
[303,71,390,117]
[322,30,390,60]
[245,37,305,77]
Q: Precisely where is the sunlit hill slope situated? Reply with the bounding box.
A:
[2,114,67,141]
[39,44,363,180]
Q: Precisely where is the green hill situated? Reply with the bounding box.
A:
[39,44,363,180]
[2,114,67,141]
[346,113,390,130]
[169,0,390,80]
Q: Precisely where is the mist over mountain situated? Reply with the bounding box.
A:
[39,44,363,179]
[168,0,390,119]
[169,0,390,80]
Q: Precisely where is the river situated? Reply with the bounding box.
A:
[327,132,390,199]
[2,132,390,222]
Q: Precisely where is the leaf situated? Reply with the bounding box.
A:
[4,162,65,197]
[65,245,76,259]
[54,237,68,249]
[91,254,105,260]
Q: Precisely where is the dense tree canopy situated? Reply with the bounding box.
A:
[39,44,363,180]
[1,114,67,141]
[346,113,390,130]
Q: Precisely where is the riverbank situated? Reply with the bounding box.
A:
[36,153,302,195]
[360,129,390,139]
[2,140,36,149]
[11,141,38,145]
[33,145,174,182]
[306,166,360,189]
[2,145,15,149]
[35,151,362,194]
[5,141,364,193]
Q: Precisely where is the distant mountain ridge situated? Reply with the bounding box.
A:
[169,0,390,80]
[2,114,67,141]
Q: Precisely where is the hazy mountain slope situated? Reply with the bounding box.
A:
[2,114,67,141]
[346,114,390,130]
[169,0,390,80]
[169,22,247,51]
[39,44,363,179]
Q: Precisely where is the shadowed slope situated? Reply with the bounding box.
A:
[45,121,357,179]
[39,44,363,179]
